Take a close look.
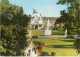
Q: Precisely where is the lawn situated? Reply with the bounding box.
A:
[31,30,45,36]
[52,30,64,35]
[31,30,65,36]
[31,30,79,56]
[33,37,78,56]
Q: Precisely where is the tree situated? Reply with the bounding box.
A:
[1,0,30,55]
[56,0,79,34]
[57,0,80,53]
[0,0,11,13]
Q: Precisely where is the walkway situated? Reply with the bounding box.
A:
[39,35,67,38]
[24,42,38,57]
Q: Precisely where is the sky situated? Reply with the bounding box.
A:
[9,0,67,17]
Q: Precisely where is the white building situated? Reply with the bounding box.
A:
[30,9,43,29]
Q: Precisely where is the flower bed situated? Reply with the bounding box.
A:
[33,40,45,55]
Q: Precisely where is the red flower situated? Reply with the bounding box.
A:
[38,49,43,55]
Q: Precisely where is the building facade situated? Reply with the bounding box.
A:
[30,9,43,29]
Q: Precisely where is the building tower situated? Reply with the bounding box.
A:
[30,9,43,29]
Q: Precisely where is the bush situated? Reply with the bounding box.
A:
[51,52,56,56]
[41,52,49,56]
[32,35,38,39]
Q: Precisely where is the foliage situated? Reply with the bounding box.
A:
[74,35,80,53]
[56,0,80,35]
[41,52,49,56]
[57,0,80,53]
[32,35,38,39]
[51,52,56,56]
[74,38,80,53]
[0,0,10,13]
[1,0,30,56]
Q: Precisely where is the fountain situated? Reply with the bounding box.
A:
[45,19,51,35]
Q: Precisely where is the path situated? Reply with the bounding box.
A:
[24,42,38,57]
[39,35,67,38]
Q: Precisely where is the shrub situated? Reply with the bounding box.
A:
[41,52,49,56]
[51,52,56,56]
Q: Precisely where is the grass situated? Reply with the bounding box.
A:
[31,30,45,36]
[52,30,64,35]
[31,30,65,36]
[33,37,78,56]
[30,30,79,56]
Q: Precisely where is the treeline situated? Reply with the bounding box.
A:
[1,0,30,56]
[56,0,80,53]
[56,0,80,35]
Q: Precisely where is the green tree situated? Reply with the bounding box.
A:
[1,0,30,55]
[57,0,80,30]
[57,0,80,53]
[0,0,11,13]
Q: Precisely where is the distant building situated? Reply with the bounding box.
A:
[30,9,43,29]
[43,17,57,27]
[30,9,58,30]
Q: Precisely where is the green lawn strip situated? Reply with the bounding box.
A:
[28,30,77,36]
[43,47,77,56]
[31,30,65,36]
[52,30,65,35]
[35,37,77,56]
[32,30,45,36]
[37,37,74,45]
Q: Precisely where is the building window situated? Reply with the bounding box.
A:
[39,25,41,27]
